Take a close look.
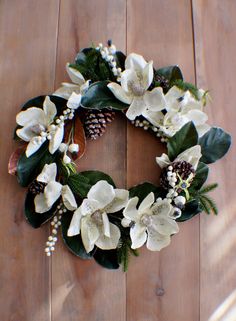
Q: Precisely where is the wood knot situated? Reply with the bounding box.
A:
[156,287,165,296]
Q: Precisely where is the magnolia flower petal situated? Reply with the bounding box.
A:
[130,223,147,249]
[16,107,46,127]
[102,213,111,237]
[196,123,211,137]
[156,153,171,168]
[123,197,139,221]
[165,86,184,111]
[121,69,139,93]
[139,192,155,212]
[186,109,208,126]
[44,181,62,208]
[142,61,153,90]
[95,223,121,250]
[81,216,99,253]
[67,92,82,109]
[26,137,44,157]
[107,83,132,104]
[108,189,129,213]
[146,230,171,251]
[49,125,64,154]
[126,97,146,120]
[125,53,147,71]
[37,163,57,183]
[142,110,164,127]
[152,215,179,236]
[144,87,166,111]
[152,199,172,216]
[176,145,202,170]
[66,63,85,85]
[53,83,81,99]
[43,96,57,123]
[182,93,202,112]
[16,126,36,142]
[80,199,100,216]
[34,193,51,213]
[61,185,77,211]
[87,180,115,209]
[67,207,83,236]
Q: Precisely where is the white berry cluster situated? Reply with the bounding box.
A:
[131,118,168,143]
[59,142,79,164]
[96,42,122,81]
[44,203,67,256]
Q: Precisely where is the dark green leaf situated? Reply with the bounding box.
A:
[94,248,119,270]
[61,212,93,259]
[17,142,58,187]
[177,199,202,222]
[129,182,165,205]
[114,51,126,70]
[67,173,91,198]
[81,81,128,110]
[80,170,116,188]
[24,192,57,228]
[190,162,209,191]
[167,122,198,160]
[199,127,231,164]
[156,65,183,82]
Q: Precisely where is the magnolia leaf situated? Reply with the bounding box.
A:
[199,127,231,164]
[94,248,120,270]
[8,144,26,175]
[64,116,86,161]
[80,170,116,188]
[81,81,128,110]
[167,122,198,160]
[190,162,209,191]
[129,182,165,205]
[156,65,183,82]
[177,199,202,222]
[25,192,57,228]
[67,173,91,198]
[61,212,93,259]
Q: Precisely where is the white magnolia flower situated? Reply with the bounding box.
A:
[67,180,129,253]
[34,163,77,213]
[123,192,179,251]
[143,86,210,137]
[16,96,64,157]
[108,53,166,120]
[156,145,202,170]
[54,63,90,100]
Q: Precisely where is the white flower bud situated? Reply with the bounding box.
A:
[59,143,68,153]
[68,143,79,154]
[63,154,71,164]
[121,217,131,228]
[174,196,186,206]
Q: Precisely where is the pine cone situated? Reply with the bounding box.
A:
[28,180,47,195]
[84,109,115,140]
[160,161,195,190]
[155,74,169,91]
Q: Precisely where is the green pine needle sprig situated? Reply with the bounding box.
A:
[193,183,219,215]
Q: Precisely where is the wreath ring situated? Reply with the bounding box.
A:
[9,41,231,271]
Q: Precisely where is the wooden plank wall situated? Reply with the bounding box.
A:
[0,1,235,320]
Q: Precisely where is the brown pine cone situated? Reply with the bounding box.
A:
[84,109,115,140]
[28,180,47,195]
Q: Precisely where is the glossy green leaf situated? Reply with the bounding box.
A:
[156,65,183,82]
[24,192,57,228]
[61,212,93,259]
[129,182,165,205]
[81,81,128,110]
[80,170,116,188]
[199,127,231,164]
[67,173,91,198]
[177,199,202,222]
[94,248,120,270]
[17,142,58,187]
[190,162,209,191]
[167,122,198,160]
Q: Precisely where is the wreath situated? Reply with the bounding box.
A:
[9,41,231,271]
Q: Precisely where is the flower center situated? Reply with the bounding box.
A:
[91,210,103,225]
[128,80,146,96]
[30,124,46,135]
[140,214,153,227]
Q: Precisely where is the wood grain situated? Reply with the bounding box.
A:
[0,1,60,320]
[126,1,200,320]
[52,1,127,320]
[192,1,236,320]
